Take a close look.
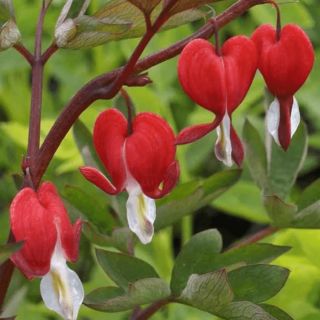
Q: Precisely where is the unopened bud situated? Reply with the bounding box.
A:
[54,18,77,48]
[0,19,21,50]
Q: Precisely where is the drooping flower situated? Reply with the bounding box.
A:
[252,24,314,150]
[80,108,179,244]
[10,182,83,320]
[176,36,258,166]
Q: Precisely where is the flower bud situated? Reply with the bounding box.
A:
[54,18,77,48]
[0,19,21,50]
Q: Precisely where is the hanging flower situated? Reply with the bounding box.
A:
[80,108,179,244]
[252,24,314,150]
[10,182,83,320]
[176,36,258,166]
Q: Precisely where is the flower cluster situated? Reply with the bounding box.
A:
[177,23,314,163]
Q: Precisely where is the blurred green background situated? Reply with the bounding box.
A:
[0,0,320,319]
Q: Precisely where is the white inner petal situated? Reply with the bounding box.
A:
[215,112,233,167]
[126,179,156,245]
[40,240,84,320]
[266,97,301,146]
[291,97,301,138]
[266,98,280,145]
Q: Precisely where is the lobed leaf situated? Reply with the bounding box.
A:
[260,304,294,320]
[127,0,161,14]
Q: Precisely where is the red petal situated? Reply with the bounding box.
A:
[125,113,176,195]
[178,38,227,116]
[79,166,118,195]
[10,182,82,278]
[223,36,258,113]
[36,182,82,263]
[178,37,257,116]
[176,116,222,145]
[93,109,127,193]
[146,161,180,199]
[230,125,244,167]
[252,24,314,97]
[10,187,57,278]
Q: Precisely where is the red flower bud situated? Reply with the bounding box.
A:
[80,108,179,243]
[252,24,314,150]
[177,36,258,166]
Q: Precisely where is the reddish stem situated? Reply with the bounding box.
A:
[131,299,171,320]
[42,43,58,64]
[13,43,33,65]
[34,0,266,189]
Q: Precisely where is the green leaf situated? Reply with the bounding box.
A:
[156,170,241,230]
[178,270,233,314]
[0,0,13,23]
[260,304,294,320]
[64,0,206,49]
[297,178,320,211]
[228,265,289,303]
[219,244,290,268]
[171,229,222,295]
[217,301,276,320]
[267,122,308,199]
[291,200,320,228]
[62,184,114,232]
[243,119,268,190]
[82,221,133,254]
[73,120,102,168]
[264,195,297,227]
[127,0,161,14]
[85,278,170,312]
[96,249,159,289]
[0,242,23,265]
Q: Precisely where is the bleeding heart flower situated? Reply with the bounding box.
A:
[252,24,314,150]
[10,182,83,320]
[80,108,179,244]
[177,36,258,166]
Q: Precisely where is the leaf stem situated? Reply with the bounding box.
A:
[13,43,33,65]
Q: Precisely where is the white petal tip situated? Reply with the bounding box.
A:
[40,242,84,320]
[215,113,233,167]
[126,184,156,245]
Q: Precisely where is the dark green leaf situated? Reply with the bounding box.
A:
[243,119,268,190]
[267,122,308,199]
[291,200,320,228]
[228,264,289,303]
[260,304,294,320]
[82,221,133,254]
[171,229,222,295]
[0,242,23,264]
[220,244,290,266]
[297,178,320,211]
[156,170,241,231]
[178,270,233,314]
[217,301,276,320]
[73,120,102,168]
[62,184,114,232]
[85,278,170,312]
[264,195,297,226]
[96,249,159,289]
